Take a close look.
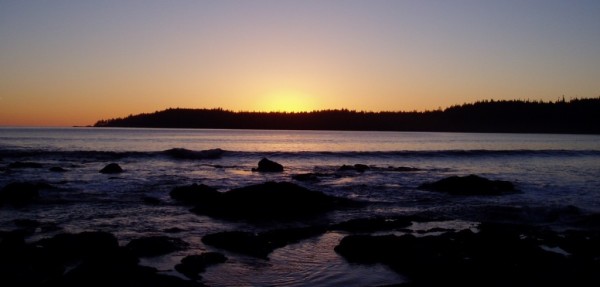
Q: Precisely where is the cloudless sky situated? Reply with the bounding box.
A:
[1,0,599,126]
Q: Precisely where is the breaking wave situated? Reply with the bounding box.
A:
[1,148,598,161]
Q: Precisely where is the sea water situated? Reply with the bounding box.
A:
[1,127,599,286]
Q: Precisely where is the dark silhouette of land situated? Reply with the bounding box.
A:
[94,98,600,134]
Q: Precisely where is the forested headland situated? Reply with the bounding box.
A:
[94,98,600,134]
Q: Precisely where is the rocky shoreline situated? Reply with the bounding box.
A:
[2,215,598,286]
[1,159,599,286]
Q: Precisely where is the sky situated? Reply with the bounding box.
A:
[1,0,599,126]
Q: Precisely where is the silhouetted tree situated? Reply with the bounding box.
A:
[93,98,600,134]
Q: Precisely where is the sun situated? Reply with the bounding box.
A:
[260,90,318,112]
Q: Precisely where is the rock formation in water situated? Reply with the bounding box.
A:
[418,174,516,195]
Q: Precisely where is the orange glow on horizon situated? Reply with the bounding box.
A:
[1,2,598,126]
[256,90,320,113]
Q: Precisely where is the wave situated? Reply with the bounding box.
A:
[1,148,599,161]
[228,149,600,158]
[0,148,226,161]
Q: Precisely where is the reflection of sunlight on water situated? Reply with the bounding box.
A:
[201,231,406,287]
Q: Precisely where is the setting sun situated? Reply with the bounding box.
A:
[259,90,319,112]
[0,1,598,127]
[0,1,599,286]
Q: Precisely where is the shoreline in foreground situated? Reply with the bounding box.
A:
[1,160,599,286]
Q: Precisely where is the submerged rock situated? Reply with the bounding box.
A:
[0,182,47,206]
[99,163,123,174]
[164,148,224,160]
[291,172,334,182]
[202,231,270,258]
[335,222,600,286]
[387,166,420,172]
[59,258,202,287]
[202,226,327,259]
[0,231,65,286]
[125,236,188,257]
[331,216,413,233]
[175,252,227,279]
[252,158,284,172]
[14,218,41,228]
[170,183,220,205]
[164,227,185,233]
[35,231,120,261]
[12,219,42,235]
[191,181,356,220]
[1,231,202,287]
[0,230,27,251]
[418,174,515,195]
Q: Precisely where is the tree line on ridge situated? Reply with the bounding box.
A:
[94,98,600,134]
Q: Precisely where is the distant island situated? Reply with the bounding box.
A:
[94,98,600,134]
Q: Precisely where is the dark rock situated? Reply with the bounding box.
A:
[0,182,44,206]
[418,174,516,195]
[252,158,284,172]
[12,219,59,235]
[99,163,123,174]
[0,230,26,252]
[14,218,41,228]
[12,219,41,235]
[259,225,327,249]
[57,248,203,287]
[57,251,144,286]
[202,231,270,258]
[163,227,185,233]
[339,164,370,172]
[331,216,413,233]
[335,223,600,286]
[191,181,356,220]
[8,161,43,169]
[163,148,224,160]
[36,231,120,261]
[175,252,227,279]
[203,226,327,259]
[39,222,61,233]
[2,231,202,287]
[388,166,420,172]
[535,205,581,223]
[338,165,354,171]
[125,236,188,257]
[12,220,58,235]
[170,183,220,204]
[0,231,65,286]
[558,229,600,259]
[49,166,68,172]
[575,213,600,228]
[292,173,322,181]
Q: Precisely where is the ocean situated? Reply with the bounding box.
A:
[1,127,599,286]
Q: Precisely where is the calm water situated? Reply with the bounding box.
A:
[1,127,600,286]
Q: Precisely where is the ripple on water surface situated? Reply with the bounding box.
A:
[201,231,406,287]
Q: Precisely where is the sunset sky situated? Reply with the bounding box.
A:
[1,1,599,126]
